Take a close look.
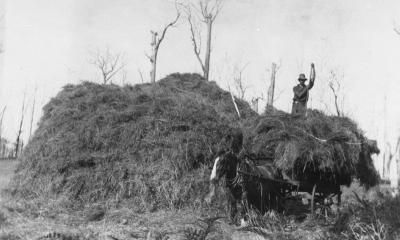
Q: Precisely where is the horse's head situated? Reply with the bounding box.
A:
[209,129,243,183]
[209,151,240,183]
[205,151,240,204]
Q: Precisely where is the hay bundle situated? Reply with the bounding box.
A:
[244,110,379,188]
[10,73,256,210]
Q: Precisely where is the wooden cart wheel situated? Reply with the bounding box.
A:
[311,184,317,216]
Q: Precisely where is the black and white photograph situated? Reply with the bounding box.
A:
[0,0,400,239]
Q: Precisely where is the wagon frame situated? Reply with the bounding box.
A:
[237,168,342,216]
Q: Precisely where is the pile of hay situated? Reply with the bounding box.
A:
[10,73,256,210]
[243,110,380,188]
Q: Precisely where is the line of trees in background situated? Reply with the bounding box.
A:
[0,89,36,159]
[1,0,385,160]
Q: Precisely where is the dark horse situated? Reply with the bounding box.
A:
[206,150,283,223]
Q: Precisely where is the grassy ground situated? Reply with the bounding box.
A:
[0,199,331,240]
[1,159,399,240]
[0,158,326,240]
[0,159,18,200]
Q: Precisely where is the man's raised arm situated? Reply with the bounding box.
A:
[308,63,316,89]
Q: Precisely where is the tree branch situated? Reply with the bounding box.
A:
[145,52,152,62]
[89,49,125,84]
[138,69,145,83]
[106,62,126,83]
[210,0,223,22]
[187,10,206,73]
[156,8,181,50]
[233,62,250,100]
[328,78,341,117]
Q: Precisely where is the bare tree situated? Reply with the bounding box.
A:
[138,69,145,83]
[15,94,26,158]
[121,69,127,85]
[328,70,343,117]
[184,0,223,80]
[29,87,37,140]
[251,96,263,113]
[383,140,396,179]
[0,106,6,154]
[233,62,249,100]
[147,6,180,83]
[89,48,125,84]
[266,63,278,110]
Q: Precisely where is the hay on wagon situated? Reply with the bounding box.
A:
[243,109,380,189]
[9,73,256,210]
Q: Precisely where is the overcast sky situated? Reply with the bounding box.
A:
[1,0,400,173]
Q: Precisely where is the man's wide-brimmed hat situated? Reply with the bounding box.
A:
[298,73,307,81]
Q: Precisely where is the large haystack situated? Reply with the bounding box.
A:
[10,73,256,210]
[243,109,380,189]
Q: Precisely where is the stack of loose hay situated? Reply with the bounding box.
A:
[243,109,380,189]
[9,73,256,210]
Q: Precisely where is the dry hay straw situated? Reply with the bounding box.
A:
[243,109,380,188]
[8,73,256,211]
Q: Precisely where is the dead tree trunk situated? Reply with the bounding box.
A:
[150,31,158,83]
[204,16,212,81]
[29,88,37,140]
[251,97,262,113]
[329,83,341,117]
[184,0,222,81]
[233,62,249,100]
[148,8,180,84]
[0,106,6,154]
[138,69,145,83]
[15,95,26,158]
[266,63,277,110]
[333,93,340,116]
[327,70,342,117]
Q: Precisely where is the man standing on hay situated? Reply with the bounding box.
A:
[292,63,316,116]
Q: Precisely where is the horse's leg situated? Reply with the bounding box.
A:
[239,190,250,227]
[204,182,216,205]
[240,184,249,221]
[242,182,250,209]
[227,190,237,223]
[311,184,317,216]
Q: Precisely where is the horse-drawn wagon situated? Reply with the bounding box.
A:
[236,157,343,217]
[207,151,342,221]
[206,110,380,223]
